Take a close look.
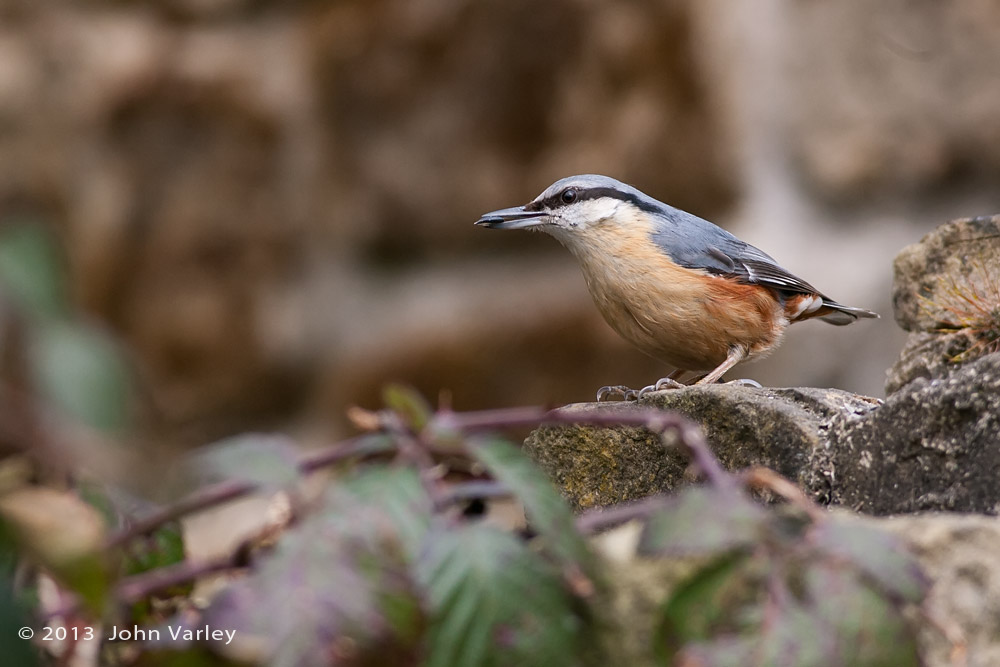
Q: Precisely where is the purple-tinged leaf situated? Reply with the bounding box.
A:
[186,434,300,493]
[675,637,761,667]
[330,465,431,560]
[799,562,921,666]
[638,486,768,557]
[205,499,423,666]
[811,519,929,604]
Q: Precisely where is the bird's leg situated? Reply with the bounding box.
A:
[694,346,747,385]
[636,369,687,399]
[596,385,639,402]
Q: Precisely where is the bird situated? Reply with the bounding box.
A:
[474,174,878,400]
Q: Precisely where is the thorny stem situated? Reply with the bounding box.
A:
[439,405,728,486]
[115,555,238,605]
[741,466,826,523]
[385,414,451,511]
[44,555,241,623]
[439,480,511,506]
[105,480,257,549]
[108,404,721,546]
[575,495,670,535]
[107,436,391,549]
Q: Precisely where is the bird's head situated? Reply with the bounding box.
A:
[474,174,661,245]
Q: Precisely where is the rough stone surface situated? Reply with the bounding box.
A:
[526,356,1000,516]
[523,385,879,512]
[641,385,879,482]
[886,215,1000,399]
[880,514,1000,667]
[892,215,1000,333]
[885,330,975,395]
[823,353,1000,515]
[524,402,688,513]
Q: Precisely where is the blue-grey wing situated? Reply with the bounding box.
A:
[649,207,823,296]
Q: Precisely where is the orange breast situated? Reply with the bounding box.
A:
[563,217,787,371]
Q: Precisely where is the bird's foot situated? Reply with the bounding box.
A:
[596,385,639,402]
[722,378,762,388]
[636,377,686,399]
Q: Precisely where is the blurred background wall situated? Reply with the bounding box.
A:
[2,0,999,443]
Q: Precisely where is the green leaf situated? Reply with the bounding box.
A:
[78,482,185,579]
[333,465,431,560]
[30,322,131,433]
[0,222,67,320]
[468,437,596,577]
[0,525,39,666]
[418,522,596,667]
[658,555,920,667]
[811,519,928,603]
[123,523,185,577]
[382,384,433,431]
[186,434,300,493]
[205,497,423,666]
[801,562,920,666]
[654,552,761,661]
[752,600,829,667]
[638,486,768,557]
[0,577,40,667]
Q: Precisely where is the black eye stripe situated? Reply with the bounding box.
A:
[529,186,665,215]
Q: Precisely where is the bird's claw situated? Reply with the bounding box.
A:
[636,377,686,399]
[598,376,688,401]
[596,385,639,402]
[723,378,762,388]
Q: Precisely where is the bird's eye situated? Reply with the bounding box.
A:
[561,188,577,204]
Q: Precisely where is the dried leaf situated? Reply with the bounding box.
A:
[0,487,109,609]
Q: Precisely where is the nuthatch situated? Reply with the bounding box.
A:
[475,174,878,400]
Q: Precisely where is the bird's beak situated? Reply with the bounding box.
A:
[474,206,549,230]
